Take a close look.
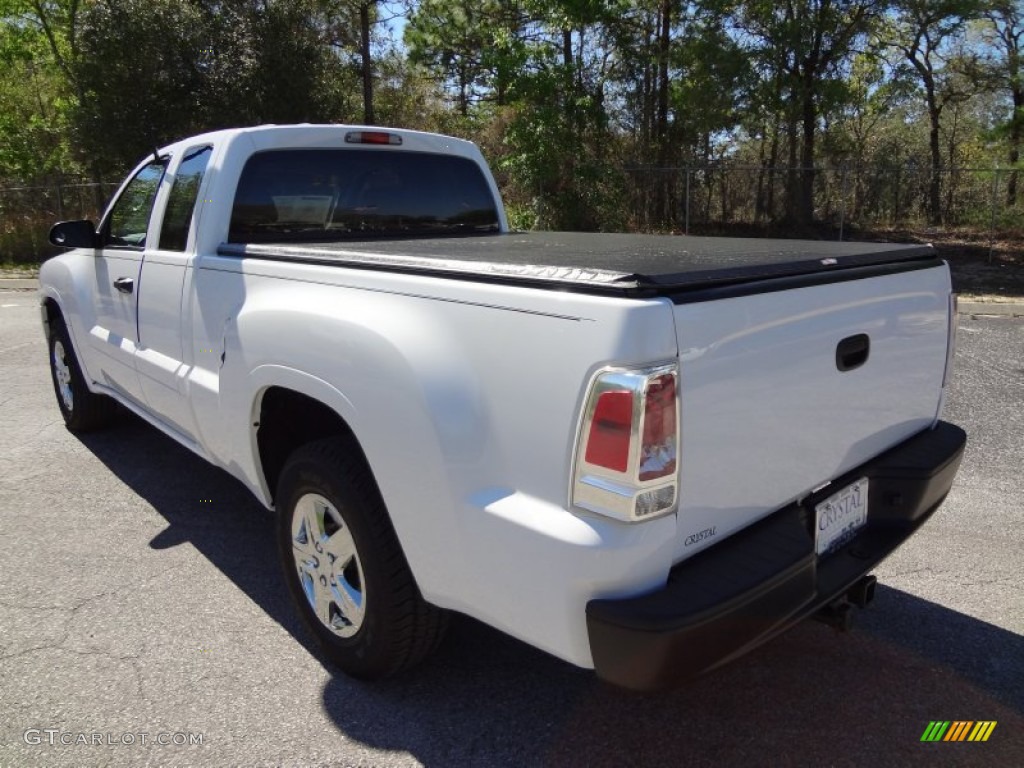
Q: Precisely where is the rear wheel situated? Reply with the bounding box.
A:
[48,314,117,432]
[276,437,448,679]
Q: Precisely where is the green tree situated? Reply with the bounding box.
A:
[888,0,983,224]
[737,0,887,225]
[980,0,1023,205]
[0,2,71,180]
[408,0,497,115]
[824,51,916,219]
[405,0,539,114]
[71,0,356,175]
[319,0,394,125]
[502,0,628,229]
[372,47,449,129]
[0,0,96,187]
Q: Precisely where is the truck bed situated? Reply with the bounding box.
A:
[217,232,938,298]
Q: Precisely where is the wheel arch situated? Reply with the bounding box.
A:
[40,293,92,384]
[41,295,61,341]
[253,383,375,508]
[39,284,95,391]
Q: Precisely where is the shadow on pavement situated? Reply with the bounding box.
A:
[76,413,309,651]
[77,415,1024,768]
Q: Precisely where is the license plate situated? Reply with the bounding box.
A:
[815,478,869,556]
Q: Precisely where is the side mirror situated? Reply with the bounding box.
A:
[49,219,97,249]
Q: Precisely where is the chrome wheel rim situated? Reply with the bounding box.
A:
[291,493,366,638]
[53,340,74,412]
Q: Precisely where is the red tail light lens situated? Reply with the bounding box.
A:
[584,390,633,471]
[639,374,677,481]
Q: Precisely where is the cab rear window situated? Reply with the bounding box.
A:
[229,149,499,242]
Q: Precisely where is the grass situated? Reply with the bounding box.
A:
[0,261,39,277]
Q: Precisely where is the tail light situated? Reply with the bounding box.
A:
[572,363,679,522]
[345,130,402,146]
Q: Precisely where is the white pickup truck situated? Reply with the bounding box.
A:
[40,125,966,691]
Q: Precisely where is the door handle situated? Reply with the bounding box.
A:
[113,277,134,294]
[836,333,870,372]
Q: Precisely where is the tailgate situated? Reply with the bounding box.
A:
[671,263,953,563]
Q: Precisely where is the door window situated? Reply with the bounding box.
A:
[159,146,213,251]
[106,159,167,248]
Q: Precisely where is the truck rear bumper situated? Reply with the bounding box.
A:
[586,420,967,692]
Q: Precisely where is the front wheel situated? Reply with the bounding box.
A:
[48,315,117,432]
[276,437,448,679]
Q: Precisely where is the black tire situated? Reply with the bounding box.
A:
[48,314,118,432]
[276,437,448,679]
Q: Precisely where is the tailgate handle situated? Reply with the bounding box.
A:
[836,334,870,372]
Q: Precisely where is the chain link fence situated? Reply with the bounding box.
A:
[1,181,119,264]
[623,165,1022,241]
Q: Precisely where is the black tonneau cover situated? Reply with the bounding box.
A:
[216,232,937,297]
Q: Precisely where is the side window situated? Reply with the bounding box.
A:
[107,159,167,247]
[159,146,213,251]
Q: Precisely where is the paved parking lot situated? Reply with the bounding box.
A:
[1,287,1021,767]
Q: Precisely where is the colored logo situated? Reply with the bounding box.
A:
[921,721,997,742]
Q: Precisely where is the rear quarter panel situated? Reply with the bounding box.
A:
[190,255,681,664]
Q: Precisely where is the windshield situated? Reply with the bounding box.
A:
[229,149,500,242]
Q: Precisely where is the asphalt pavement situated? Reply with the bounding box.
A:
[0,287,1021,767]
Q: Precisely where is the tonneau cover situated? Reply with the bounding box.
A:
[217,232,936,296]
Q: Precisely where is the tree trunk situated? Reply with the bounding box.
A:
[720,156,729,223]
[755,125,767,222]
[784,91,800,224]
[1007,88,1022,207]
[766,128,779,222]
[656,1,670,150]
[799,73,817,226]
[927,122,942,225]
[360,3,374,125]
[924,81,942,225]
[945,109,961,223]
[1008,157,1020,209]
[655,0,671,223]
[642,56,653,149]
[562,27,573,124]
[703,171,713,224]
